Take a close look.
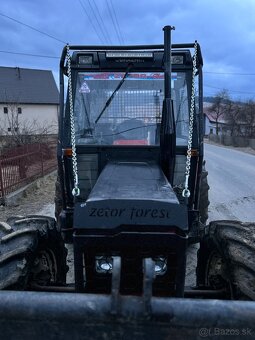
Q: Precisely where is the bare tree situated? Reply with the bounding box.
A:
[241,100,255,138]
[0,100,57,150]
[224,100,241,137]
[209,90,230,135]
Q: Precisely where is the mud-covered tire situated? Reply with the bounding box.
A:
[199,162,210,224]
[196,221,255,300]
[0,216,68,290]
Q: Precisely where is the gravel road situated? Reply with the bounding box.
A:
[1,143,254,286]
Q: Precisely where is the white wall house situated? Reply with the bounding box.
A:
[203,104,227,136]
[0,67,59,135]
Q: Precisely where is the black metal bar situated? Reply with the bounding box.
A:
[29,284,227,299]
[199,65,204,152]
[143,258,155,314]
[163,25,175,100]
[0,291,254,340]
[193,65,204,212]
[30,284,75,293]
[58,56,67,210]
[60,45,67,69]
[66,43,197,50]
[111,256,121,314]
[73,242,85,292]
[184,288,226,298]
[175,250,186,297]
[59,42,203,71]
[160,25,176,184]
[27,284,227,298]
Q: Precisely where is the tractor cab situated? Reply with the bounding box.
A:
[58,27,204,296]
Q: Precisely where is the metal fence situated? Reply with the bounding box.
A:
[0,142,57,203]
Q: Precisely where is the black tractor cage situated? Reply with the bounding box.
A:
[58,36,205,242]
[59,40,203,152]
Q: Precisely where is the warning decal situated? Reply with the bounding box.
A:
[79,81,90,93]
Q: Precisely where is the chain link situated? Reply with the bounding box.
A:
[66,45,80,197]
[182,42,198,198]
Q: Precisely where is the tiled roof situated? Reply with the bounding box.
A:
[204,106,226,124]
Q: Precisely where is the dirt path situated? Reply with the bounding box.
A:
[0,172,57,221]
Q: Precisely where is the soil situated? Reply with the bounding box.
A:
[0,172,57,221]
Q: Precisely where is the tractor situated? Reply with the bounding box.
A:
[0,26,254,339]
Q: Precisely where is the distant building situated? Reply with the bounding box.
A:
[203,102,227,136]
[204,110,227,136]
[0,66,59,135]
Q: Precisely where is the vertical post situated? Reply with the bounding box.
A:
[0,160,5,203]
[160,25,176,184]
[163,25,175,100]
[73,239,85,292]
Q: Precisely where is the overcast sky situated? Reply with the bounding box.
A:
[0,0,254,101]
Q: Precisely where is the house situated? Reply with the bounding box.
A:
[0,66,59,136]
[203,103,227,136]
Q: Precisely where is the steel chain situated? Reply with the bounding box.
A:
[66,45,80,196]
[182,42,198,198]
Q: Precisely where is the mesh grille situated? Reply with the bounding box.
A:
[100,90,163,124]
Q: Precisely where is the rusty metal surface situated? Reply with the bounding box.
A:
[0,291,254,340]
[0,142,57,202]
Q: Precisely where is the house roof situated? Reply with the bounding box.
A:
[204,106,226,124]
[0,66,59,105]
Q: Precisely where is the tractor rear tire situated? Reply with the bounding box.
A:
[0,216,68,290]
[196,220,255,300]
[199,161,210,225]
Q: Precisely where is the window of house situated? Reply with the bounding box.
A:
[17,107,22,114]
[7,127,11,132]
[210,128,213,134]
[14,127,19,132]
[4,107,8,114]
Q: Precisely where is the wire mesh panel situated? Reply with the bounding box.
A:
[74,71,189,146]
[101,89,163,124]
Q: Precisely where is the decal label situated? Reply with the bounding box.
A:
[81,72,177,81]
[86,207,171,220]
[79,81,90,93]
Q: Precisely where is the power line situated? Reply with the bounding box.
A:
[204,84,255,95]
[78,0,104,44]
[204,71,255,76]
[0,50,59,59]
[106,0,121,44]
[0,11,66,44]
[109,0,125,44]
[91,0,112,44]
[86,0,109,44]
